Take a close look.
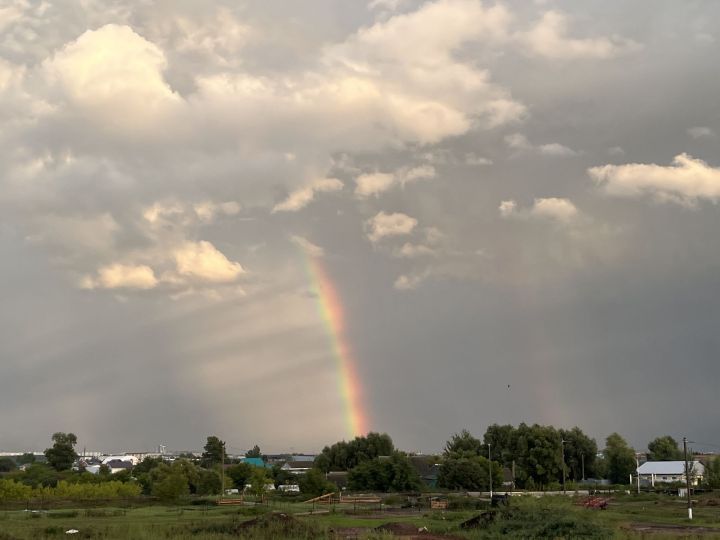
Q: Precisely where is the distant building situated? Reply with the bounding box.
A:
[242,457,271,468]
[281,461,313,474]
[636,461,705,486]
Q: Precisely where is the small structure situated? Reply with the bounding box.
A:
[281,461,313,474]
[636,461,705,487]
[430,497,448,509]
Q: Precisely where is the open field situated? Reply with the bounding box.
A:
[2,493,720,539]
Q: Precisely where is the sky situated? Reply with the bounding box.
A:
[1,0,720,455]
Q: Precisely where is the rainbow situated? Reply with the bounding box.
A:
[303,252,369,438]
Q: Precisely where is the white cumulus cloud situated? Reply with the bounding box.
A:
[82,264,158,290]
[589,153,720,205]
[273,178,344,213]
[366,211,418,242]
[172,240,244,283]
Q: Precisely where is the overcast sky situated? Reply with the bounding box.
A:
[2,0,720,455]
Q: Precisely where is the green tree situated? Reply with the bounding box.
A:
[201,436,226,468]
[704,456,720,488]
[437,456,502,491]
[315,433,394,471]
[249,467,271,499]
[0,458,16,472]
[196,469,222,496]
[559,427,598,481]
[44,432,78,471]
[152,470,190,502]
[445,430,484,458]
[483,424,516,467]
[647,436,683,461]
[17,453,36,465]
[512,424,563,488]
[298,468,334,497]
[604,433,636,485]
[246,445,262,458]
[226,463,252,490]
[16,463,59,488]
[347,453,422,492]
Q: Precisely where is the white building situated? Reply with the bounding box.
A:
[636,461,705,486]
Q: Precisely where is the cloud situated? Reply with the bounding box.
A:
[365,211,418,242]
[273,178,344,213]
[589,153,720,205]
[395,243,438,258]
[354,164,436,198]
[193,201,241,223]
[42,24,181,132]
[500,197,579,223]
[172,240,244,283]
[687,126,715,139]
[465,153,493,166]
[82,264,158,290]
[505,133,578,156]
[290,235,324,257]
[520,11,640,60]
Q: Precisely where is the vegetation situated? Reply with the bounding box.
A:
[604,432,636,484]
[314,432,394,472]
[44,432,78,471]
[347,452,422,492]
[647,435,683,461]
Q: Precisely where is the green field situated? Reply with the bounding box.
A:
[2,493,720,539]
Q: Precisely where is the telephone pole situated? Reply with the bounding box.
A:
[560,439,566,494]
[683,437,692,520]
[488,443,493,498]
[220,439,226,501]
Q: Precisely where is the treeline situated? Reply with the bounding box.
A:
[3,428,719,503]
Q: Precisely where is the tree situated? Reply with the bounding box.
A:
[226,463,252,490]
[44,433,78,471]
[201,436,226,468]
[647,436,683,461]
[298,468,334,497]
[17,453,36,465]
[445,430,484,458]
[604,433,636,484]
[483,424,516,467]
[348,453,422,492]
[246,445,262,458]
[196,469,222,496]
[437,456,502,491]
[704,456,720,488]
[0,458,16,472]
[315,433,394,471]
[152,470,190,502]
[559,427,598,481]
[512,424,563,488]
[249,467,271,499]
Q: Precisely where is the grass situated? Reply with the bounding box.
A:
[2,493,720,539]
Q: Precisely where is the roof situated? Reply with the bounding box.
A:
[637,461,704,475]
[105,460,132,469]
[242,457,271,468]
[282,461,313,469]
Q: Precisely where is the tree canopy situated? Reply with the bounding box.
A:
[201,436,226,467]
[647,436,683,461]
[44,432,78,471]
[315,433,394,472]
[604,433,636,484]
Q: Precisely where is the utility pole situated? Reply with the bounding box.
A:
[635,456,640,494]
[683,437,692,520]
[220,440,225,501]
[488,443,493,498]
[581,453,585,482]
[561,439,566,494]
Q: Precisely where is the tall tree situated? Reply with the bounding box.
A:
[201,436,226,467]
[647,436,683,461]
[226,463,253,490]
[245,445,262,458]
[44,432,78,471]
[704,456,720,489]
[315,433,394,471]
[604,433,636,484]
[348,452,422,492]
[512,424,563,488]
[444,430,484,458]
[483,424,516,467]
[559,427,598,481]
[437,455,502,491]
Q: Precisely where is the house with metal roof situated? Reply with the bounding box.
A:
[636,461,705,486]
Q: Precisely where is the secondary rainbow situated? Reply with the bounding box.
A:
[302,251,369,438]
